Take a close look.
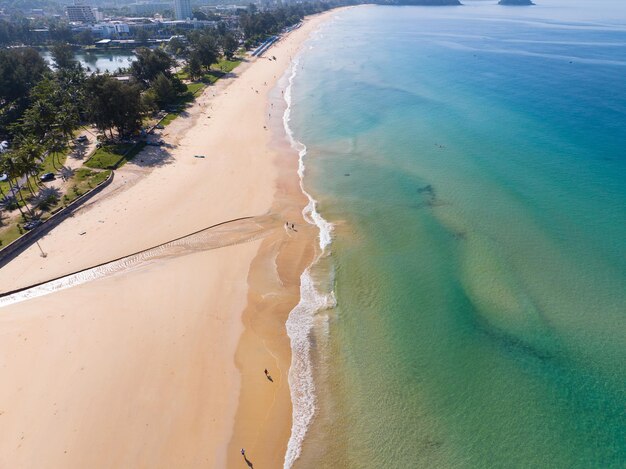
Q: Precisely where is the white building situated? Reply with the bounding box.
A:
[90,22,130,38]
[90,24,115,37]
[112,22,130,34]
[174,0,192,21]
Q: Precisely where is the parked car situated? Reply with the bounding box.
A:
[40,172,55,182]
[23,219,42,231]
[155,124,165,130]
[75,135,88,144]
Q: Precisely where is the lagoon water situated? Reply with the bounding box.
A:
[42,49,136,73]
[287,1,626,467]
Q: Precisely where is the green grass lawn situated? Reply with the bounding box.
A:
[216,58,241,73]
[63,168,111,202]
[0,180,14,198]
[160,112,180,126]
[0,221,24,247]
[187,82,205,95]
[85,142,146,169]
[42,168,111,215]
[202,71,222,84]
[40,151,67,174]
[160,83,204,126]
[175,57,240,82]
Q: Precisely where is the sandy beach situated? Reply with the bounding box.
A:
[0,10,335,468]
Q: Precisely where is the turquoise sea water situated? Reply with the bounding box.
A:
[286,2,626,467]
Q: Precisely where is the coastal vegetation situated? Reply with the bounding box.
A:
[84,142,146,170]
[65,168,111,199]
[0,11,252,246]
[0,1,353,48]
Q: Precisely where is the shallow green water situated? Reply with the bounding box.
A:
[287,2,626,468]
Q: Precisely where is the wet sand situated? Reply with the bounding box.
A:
[0,10,338,468]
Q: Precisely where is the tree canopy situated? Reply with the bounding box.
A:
[0,48,48,107]
[0,48,49,139]
[188,32,220,71]
[85,75,143,138]
[130,48,174,86]
[50,42,76,70]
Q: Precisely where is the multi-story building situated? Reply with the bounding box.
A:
[66,2,96,23]
[174,0,192,21]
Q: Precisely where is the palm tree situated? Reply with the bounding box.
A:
[19,154,42,197]
[0,143,9,202]
[0,154,10,203]
[46,131,67,170]
[57,109,79,141]
[0,178,7,201]
[15,138,44,195]
[2,152,33,219]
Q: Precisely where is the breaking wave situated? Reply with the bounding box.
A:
[282,55,335,469]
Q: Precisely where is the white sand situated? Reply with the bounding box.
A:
[0,10,339,468]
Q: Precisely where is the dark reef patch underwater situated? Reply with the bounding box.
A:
[286,2,626,468]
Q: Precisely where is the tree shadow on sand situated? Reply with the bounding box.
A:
[31,187,62,212]
[219,71,241,80]
[59,166,75,181]
[0,195,19,213]
[175,110,191,120]
[130,145,175,169]
[70,143,89,161]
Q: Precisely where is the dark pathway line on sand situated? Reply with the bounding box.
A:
[0,216,256,299]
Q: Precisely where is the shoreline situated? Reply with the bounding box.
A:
[226,10,341,468]
[0,8,342,468]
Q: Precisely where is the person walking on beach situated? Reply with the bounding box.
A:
[241,448,245,456]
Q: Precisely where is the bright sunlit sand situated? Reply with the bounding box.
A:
[0,11,336,468]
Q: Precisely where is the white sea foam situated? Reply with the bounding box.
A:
[282,56,335,469]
